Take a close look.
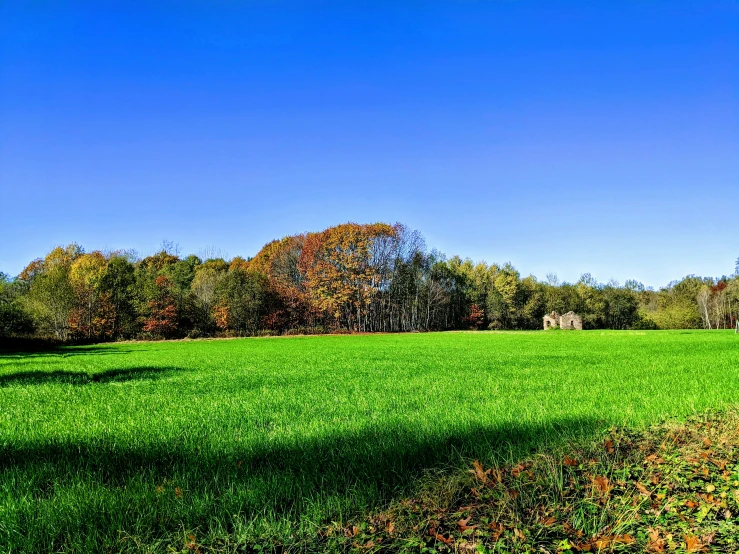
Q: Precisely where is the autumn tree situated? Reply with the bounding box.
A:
[21,245,81,340]
[298,223,397,331]
[142,275,178,338]
[251,235,315,331]
[68,251,115,340]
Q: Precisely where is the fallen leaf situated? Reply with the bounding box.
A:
[685,534,706,553]
[592,475,614,497]
[540,516,556,526]
[511,463,526,477]
[429,526,453,545]
[636,482,651,497]
[470,460,491,484]
[647,527,666,552]
[457,517,477,532]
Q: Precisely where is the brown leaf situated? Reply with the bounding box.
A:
[470,460,491,484]
[563,456,579,467]
[488,522,504,541]
[712,458,728,470]
[592,475,614,497]
[645,453,665,464]
[685,534,706,552]
[604,439,615,454]
[174,486,182,498]
[511,463,526,477]
[540,516,556,527]
[433,532,453,545]
[457,517,477,532]
[647,527,666,552]
[592,534,635,550]
[636,482,651,497]
[702,437,712,448]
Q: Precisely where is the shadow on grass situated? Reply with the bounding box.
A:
[0,417,603,516]
[0,345,140,363]
[0,365,187,387]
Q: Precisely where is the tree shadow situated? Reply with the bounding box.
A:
[0,416,602,515]
[0,366,187,387]
[0,345,139,361]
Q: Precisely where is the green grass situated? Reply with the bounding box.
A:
[1,330,738,552]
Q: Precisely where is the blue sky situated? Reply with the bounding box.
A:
[1,1,737,287]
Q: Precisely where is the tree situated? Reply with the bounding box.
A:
[213,268,266,335]
[69,252,115,340]
[142,275,178,338]
[99,255,137,339]
[298,223,397,331]
[21,245,81,340]
[603,287,638,329]
[190,259,228,333]
[0,273,34,338]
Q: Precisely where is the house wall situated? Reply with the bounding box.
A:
[543,314,559,330]
[560,312,583,330]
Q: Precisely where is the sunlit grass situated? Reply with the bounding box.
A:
[1,330,737,551]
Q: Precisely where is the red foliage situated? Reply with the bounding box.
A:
[711,281,728,294]
[465,303,485,329]
[142,276,178,337]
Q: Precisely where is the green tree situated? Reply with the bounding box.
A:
[0,273,34,338]
[214,268,267,335]
[99,255,137,338]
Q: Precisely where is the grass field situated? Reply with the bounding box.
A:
[1,330,738,552]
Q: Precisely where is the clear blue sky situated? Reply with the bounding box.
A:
[1,1,737,287]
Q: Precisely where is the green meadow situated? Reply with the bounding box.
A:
[1,330,738,552]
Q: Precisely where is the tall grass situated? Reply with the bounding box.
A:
[1,330,737,551]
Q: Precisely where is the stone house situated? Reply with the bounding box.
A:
[543,311,583,330]
[560,311,583,330]
[543,311,560,330]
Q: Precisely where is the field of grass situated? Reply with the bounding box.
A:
[1,330,738,552]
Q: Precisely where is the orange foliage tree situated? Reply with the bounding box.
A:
[142,275,178,338]
[68,251,116,340]
[297,223,397,331]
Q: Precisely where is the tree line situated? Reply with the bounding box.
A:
[1,222,738,343]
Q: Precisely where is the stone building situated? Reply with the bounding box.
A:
[543,311,583,330]
[543,311,560,330]
[559,311,583,330]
